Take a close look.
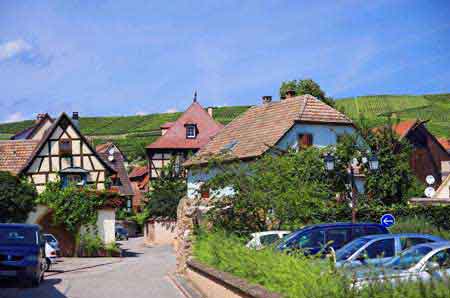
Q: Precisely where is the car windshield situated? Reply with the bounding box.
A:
[44,235,56,243]
[384,246,433,270]
[336,238,371,261]
[0,227,37,245]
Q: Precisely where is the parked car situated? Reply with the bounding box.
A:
[352,241,450,288]
[246,231,290,249]
[0,224,47,287]
[116,227,129,241]
[335,233,444,268]
[43,234,60,269]
[276,222,389,255]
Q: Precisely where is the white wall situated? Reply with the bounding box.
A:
[96,209,116,244]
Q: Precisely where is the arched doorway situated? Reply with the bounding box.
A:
[37,211,76,257]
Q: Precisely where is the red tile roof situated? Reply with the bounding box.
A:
[185,95,353,166]
[438,138,450,152]
[147,101,224,150]
[392,120,419,138]
[129,166,149,179]
[0,140,39,174]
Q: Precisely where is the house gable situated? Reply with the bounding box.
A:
[21,113,115,193]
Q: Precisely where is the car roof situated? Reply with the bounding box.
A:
[413,241,450,250]
[0,223,40,230]
[360,233,444,240]
[251,231,290,237]
[295,222,384,232]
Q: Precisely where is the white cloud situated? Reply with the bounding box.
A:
[4,112,25,123]
[0,39,32,61]
[166,108,178,113]
[135,111,147,116]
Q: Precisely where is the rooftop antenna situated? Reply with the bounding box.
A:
[193,90,197,102]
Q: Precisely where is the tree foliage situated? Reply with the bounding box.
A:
[37,182,111,233]
[202,149,334,234]
[280,79,334,106]
[0,171,37,223]
[145,161,187,219]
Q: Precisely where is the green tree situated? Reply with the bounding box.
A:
[0,171,37,223]
[37,181,115,255]
[145,161,187,219]
[280,79,334,106]
[202,148,334,234]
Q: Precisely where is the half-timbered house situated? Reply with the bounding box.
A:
[0,112,121,254]
[146,99,223,182]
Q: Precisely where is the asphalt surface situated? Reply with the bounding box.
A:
[0,237,185,298]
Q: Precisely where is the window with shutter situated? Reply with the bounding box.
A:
[298,134,313,150]
[59,139,72,156]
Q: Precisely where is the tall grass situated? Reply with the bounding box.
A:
[193,230,450,298]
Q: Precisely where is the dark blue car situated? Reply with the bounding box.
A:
[0,224,47,287]
[276,222,389,255]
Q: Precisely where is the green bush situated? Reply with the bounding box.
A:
[194,230,450,298]
[390,216,450,240]
[79,234,104,256]
[105,242,121,257]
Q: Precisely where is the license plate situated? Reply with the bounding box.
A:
[0,270,17,276]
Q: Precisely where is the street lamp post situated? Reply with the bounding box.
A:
[324,153,379,223]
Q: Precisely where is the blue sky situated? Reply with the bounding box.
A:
[0,1,449,123]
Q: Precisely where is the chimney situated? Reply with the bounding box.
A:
[207,107,213,118]
[72,112,80,129]
[36,113,46,123]
[285,89,296,98]
[262,96,272,104]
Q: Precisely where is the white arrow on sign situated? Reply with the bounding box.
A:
[382,218,394,225]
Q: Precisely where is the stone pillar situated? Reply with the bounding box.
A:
[175,196,199,273]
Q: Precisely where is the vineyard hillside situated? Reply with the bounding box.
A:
[0,93,448,161]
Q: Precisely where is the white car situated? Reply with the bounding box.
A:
[246,231,290,249]
[44,234,60,270]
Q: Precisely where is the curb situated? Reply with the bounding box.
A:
[167,272,204,298]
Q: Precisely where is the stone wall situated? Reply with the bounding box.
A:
[175,196,200,273]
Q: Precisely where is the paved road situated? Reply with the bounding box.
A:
[0,237,185,298]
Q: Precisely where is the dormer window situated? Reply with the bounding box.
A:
[185,124,197,139]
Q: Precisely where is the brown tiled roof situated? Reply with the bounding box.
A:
[10,113,53,140]
[438,138,450,152]
[0,140,39,174]
[185,95,353,166]
[392,120,419,138]
[129,166,148,179]
[97,145,134,197]
[147,101,224,150]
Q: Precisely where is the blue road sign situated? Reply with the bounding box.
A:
[381,214,395,228]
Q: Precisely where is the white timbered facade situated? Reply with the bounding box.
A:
[20,113,115,193]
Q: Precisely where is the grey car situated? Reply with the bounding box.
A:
[335,233,444,268]
[352,241,450,288]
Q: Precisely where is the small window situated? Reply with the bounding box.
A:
[298,134,313,150]
[297,230,325,249]
[363,239,395,259]
[351,227,366,240]
[401,237,432,251]
[326,228,351,249]
[365,226,385,235]
[59,139,72,156]
[260,234,280,246]
[61,173,86,188]
[186,125,197,139]
[428,249,450,268]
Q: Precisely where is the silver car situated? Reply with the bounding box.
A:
[353,241,450,288]
[335,233,444,268]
